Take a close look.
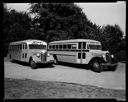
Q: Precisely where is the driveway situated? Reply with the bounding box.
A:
[4,61,125,90]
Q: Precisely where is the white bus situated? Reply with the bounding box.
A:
[48,39,118,72]
[8,39,54,69]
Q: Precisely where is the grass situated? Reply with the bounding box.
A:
[4,78,125,100]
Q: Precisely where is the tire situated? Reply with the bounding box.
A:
[49,64,54,68]
[53,55,58,65]
[29,58,37,69]
[9,55,13,62]
[91,59,103,73]
[111,66,117,71]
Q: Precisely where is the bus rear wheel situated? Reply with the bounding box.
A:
[29,58,37,69]
[53,55,58,65]
[110,66,117,71]
[91,59,103,73]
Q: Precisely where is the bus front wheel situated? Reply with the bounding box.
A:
[91,59,103,73]
[29,58,37,69]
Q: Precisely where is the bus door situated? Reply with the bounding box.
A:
[77,42,86,64]
[21,43,28,61]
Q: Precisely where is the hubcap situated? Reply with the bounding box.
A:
[93,62,100,69]
[30,60,36,68]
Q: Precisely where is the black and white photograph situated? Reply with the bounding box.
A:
[4,2,126,100]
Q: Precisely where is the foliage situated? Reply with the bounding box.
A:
[3,3,125,61]
[3,5,33,56]
[100,25,125,61]
[29,3,101,42]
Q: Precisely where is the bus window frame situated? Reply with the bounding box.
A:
[71,44,77,50]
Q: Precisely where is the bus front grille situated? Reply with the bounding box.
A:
[106,53,111,63]
[41,53,47,62]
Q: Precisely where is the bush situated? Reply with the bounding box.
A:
[115,50,126,62]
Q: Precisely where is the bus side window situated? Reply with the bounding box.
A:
[20,44,22,49]
[53,45,55,50]
[83,53,86,59]
[59,45,61,50]
[25,53,27,58]
[68,44,71,49]
[60,45,62,50]
[83,42,86,49]
[72,44,76,49]
[54,45,56,50]
[56,45,58,50]
[22,44,24,49]
[87,44,89,49]
[78,42,82,49]
[63,44,66,50]
[25,44,27,49]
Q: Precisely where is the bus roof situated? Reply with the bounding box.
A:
[9,39,47,45]
[49,39,101,44]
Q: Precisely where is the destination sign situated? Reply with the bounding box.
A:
[32,41,43,44]
[87,42,101,45]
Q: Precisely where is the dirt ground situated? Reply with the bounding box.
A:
[4,60,125,90]
[4,57,126,100]
[5,78,125,100]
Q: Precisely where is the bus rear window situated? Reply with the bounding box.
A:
[29,44,46,49]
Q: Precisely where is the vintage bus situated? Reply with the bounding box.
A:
[8,39,54,69]
[48,39,118,72]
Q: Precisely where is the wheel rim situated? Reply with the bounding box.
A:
[93,62,100,71]
[54,58,58,64]
[30,59,36,68]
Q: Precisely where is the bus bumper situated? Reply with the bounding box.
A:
[101,63,118,69]
[36,60,54,64]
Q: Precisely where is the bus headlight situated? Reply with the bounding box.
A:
[111,54,114,58]
[36,53,40,57]
[102,54,106,59]
[47,53,50,57]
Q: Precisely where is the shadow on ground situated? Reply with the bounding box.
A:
[11,60,55,69]
[10,60,117,72]
[5,78,125,100]
[55,62,116,72]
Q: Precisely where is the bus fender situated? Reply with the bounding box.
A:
[88,57,105,65]
[29,56,37,63]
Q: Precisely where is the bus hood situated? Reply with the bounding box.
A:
[31,50,46,54]
[90,50,109,57]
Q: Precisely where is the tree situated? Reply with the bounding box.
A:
[100,24,123,52]
[115,37,126,61]
[100,24,125,61]
[3,4,32,56]
[29,3,99,42]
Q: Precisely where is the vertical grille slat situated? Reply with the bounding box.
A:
[106,53,111,63]
[41,52,47,62]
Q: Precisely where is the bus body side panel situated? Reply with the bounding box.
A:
[85,52,91,64]
[76,52,90,64]
[49,51,77,63]
[57,54,76,63]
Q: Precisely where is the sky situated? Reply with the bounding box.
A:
[6,2,126,36]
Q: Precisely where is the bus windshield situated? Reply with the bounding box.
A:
[29,44,46,49]
[87,44,102,50]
